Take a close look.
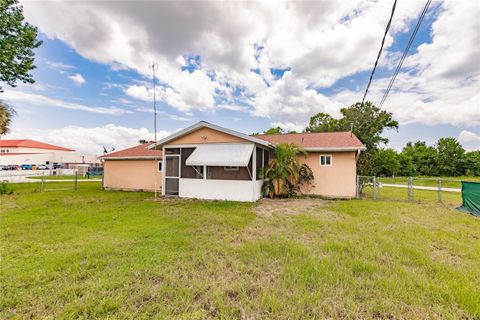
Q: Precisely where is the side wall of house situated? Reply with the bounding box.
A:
[299,151,357,198]
[104,159,161,192]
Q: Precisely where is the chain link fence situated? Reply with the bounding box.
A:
[0,169,102,192]
[356,176,466,206]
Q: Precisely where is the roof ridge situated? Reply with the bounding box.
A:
[252,130,353,136]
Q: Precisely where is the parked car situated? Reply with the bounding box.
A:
[6,165,21,170]
[37,165,49,170]
[0,165,6,171]
[85,167,103,178]
[21,164,34,170]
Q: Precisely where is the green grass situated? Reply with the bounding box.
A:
[1,183,479,319]
[379,176,480,189]
[26,175,100,180]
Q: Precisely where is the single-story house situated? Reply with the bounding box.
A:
[101,121,365,201]
[101,143,162,192]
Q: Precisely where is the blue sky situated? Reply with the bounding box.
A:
[2,0,479,153]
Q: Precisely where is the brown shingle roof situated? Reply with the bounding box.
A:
[100,143,162,159]
[253,131,365,150]
[0,139,75,151]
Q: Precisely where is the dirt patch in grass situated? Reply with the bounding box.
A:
[429,245,463,267]
[253,198,327,218]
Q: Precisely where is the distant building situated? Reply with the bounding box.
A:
[0,139,101,170]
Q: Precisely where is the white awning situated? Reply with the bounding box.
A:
[185,144,254,167]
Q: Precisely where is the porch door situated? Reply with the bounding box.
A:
[165,155,180,195]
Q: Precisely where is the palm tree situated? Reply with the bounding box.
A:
[262,143,314,198]
[0,101,15,136]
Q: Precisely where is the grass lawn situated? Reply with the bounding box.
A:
[1,183,479,319]
[26,175,100,180]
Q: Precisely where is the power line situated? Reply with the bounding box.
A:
[149,61,159,199]
[378,0,432,109]
[361,0,397,105]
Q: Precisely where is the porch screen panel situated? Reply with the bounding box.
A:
[256,147,263,179]
[165,178,179,195]
[181,148,203,179]
[206,155,253,181]
[263,149,269,168]
[165,157,179,177]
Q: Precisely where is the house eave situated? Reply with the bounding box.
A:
[151,121,272,149]
[101,156,162,160]
[304,147,367,152]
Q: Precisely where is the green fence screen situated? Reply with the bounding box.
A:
[457,181,480,217]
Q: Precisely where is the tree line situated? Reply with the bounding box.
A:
[261,102,480,177]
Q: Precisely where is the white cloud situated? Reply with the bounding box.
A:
[68,73,86,86]
[20,0,480,129]
[5,124,170,154]
[458,130,480,151]
[45,60,76,73]
[252,71,342,128]
[329,0,480,128]
[2,90,132,115]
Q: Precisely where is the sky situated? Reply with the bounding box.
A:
[1,0,479,154]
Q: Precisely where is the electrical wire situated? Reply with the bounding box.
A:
[361,0,397,105]
[378,0,432,109]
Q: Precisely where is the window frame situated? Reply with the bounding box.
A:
[320,154,332,167]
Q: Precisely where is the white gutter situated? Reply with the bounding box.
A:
[304,147,366,152]
[102,156,163,160]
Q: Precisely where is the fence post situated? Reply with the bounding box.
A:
[438,179,442,203]
[373,176,377,201]
[74,171,78,191]
[356,175,360,199]
[41,172,45,192]
[408,177,413,202]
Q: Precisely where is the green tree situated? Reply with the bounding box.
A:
[305,113,341,133]
[0,100,15,135]
[263,126,285,135]
[0,0,42,92]
[401,141,438,176]
[261,143,314,198]
[306,101,398,175]
[372,148,400,176]
[397,152,415,176]
[435,137,465,176]
[464,151,480,176]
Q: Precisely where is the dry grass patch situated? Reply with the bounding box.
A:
[253,197,327,217]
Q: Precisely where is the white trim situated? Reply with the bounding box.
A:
[162,146,166,196]
[305,147,366,152]
[151,121,272,148]
[102,156,162,160]
[320,154,332,166]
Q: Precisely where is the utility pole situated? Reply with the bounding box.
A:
[149,61,159,199]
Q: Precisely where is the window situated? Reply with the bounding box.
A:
[320,155,332,166]
[157,161,162,172]
[224,166,239,171]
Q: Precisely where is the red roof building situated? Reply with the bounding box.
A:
[100,143,162,159]
[0,139,75,152]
